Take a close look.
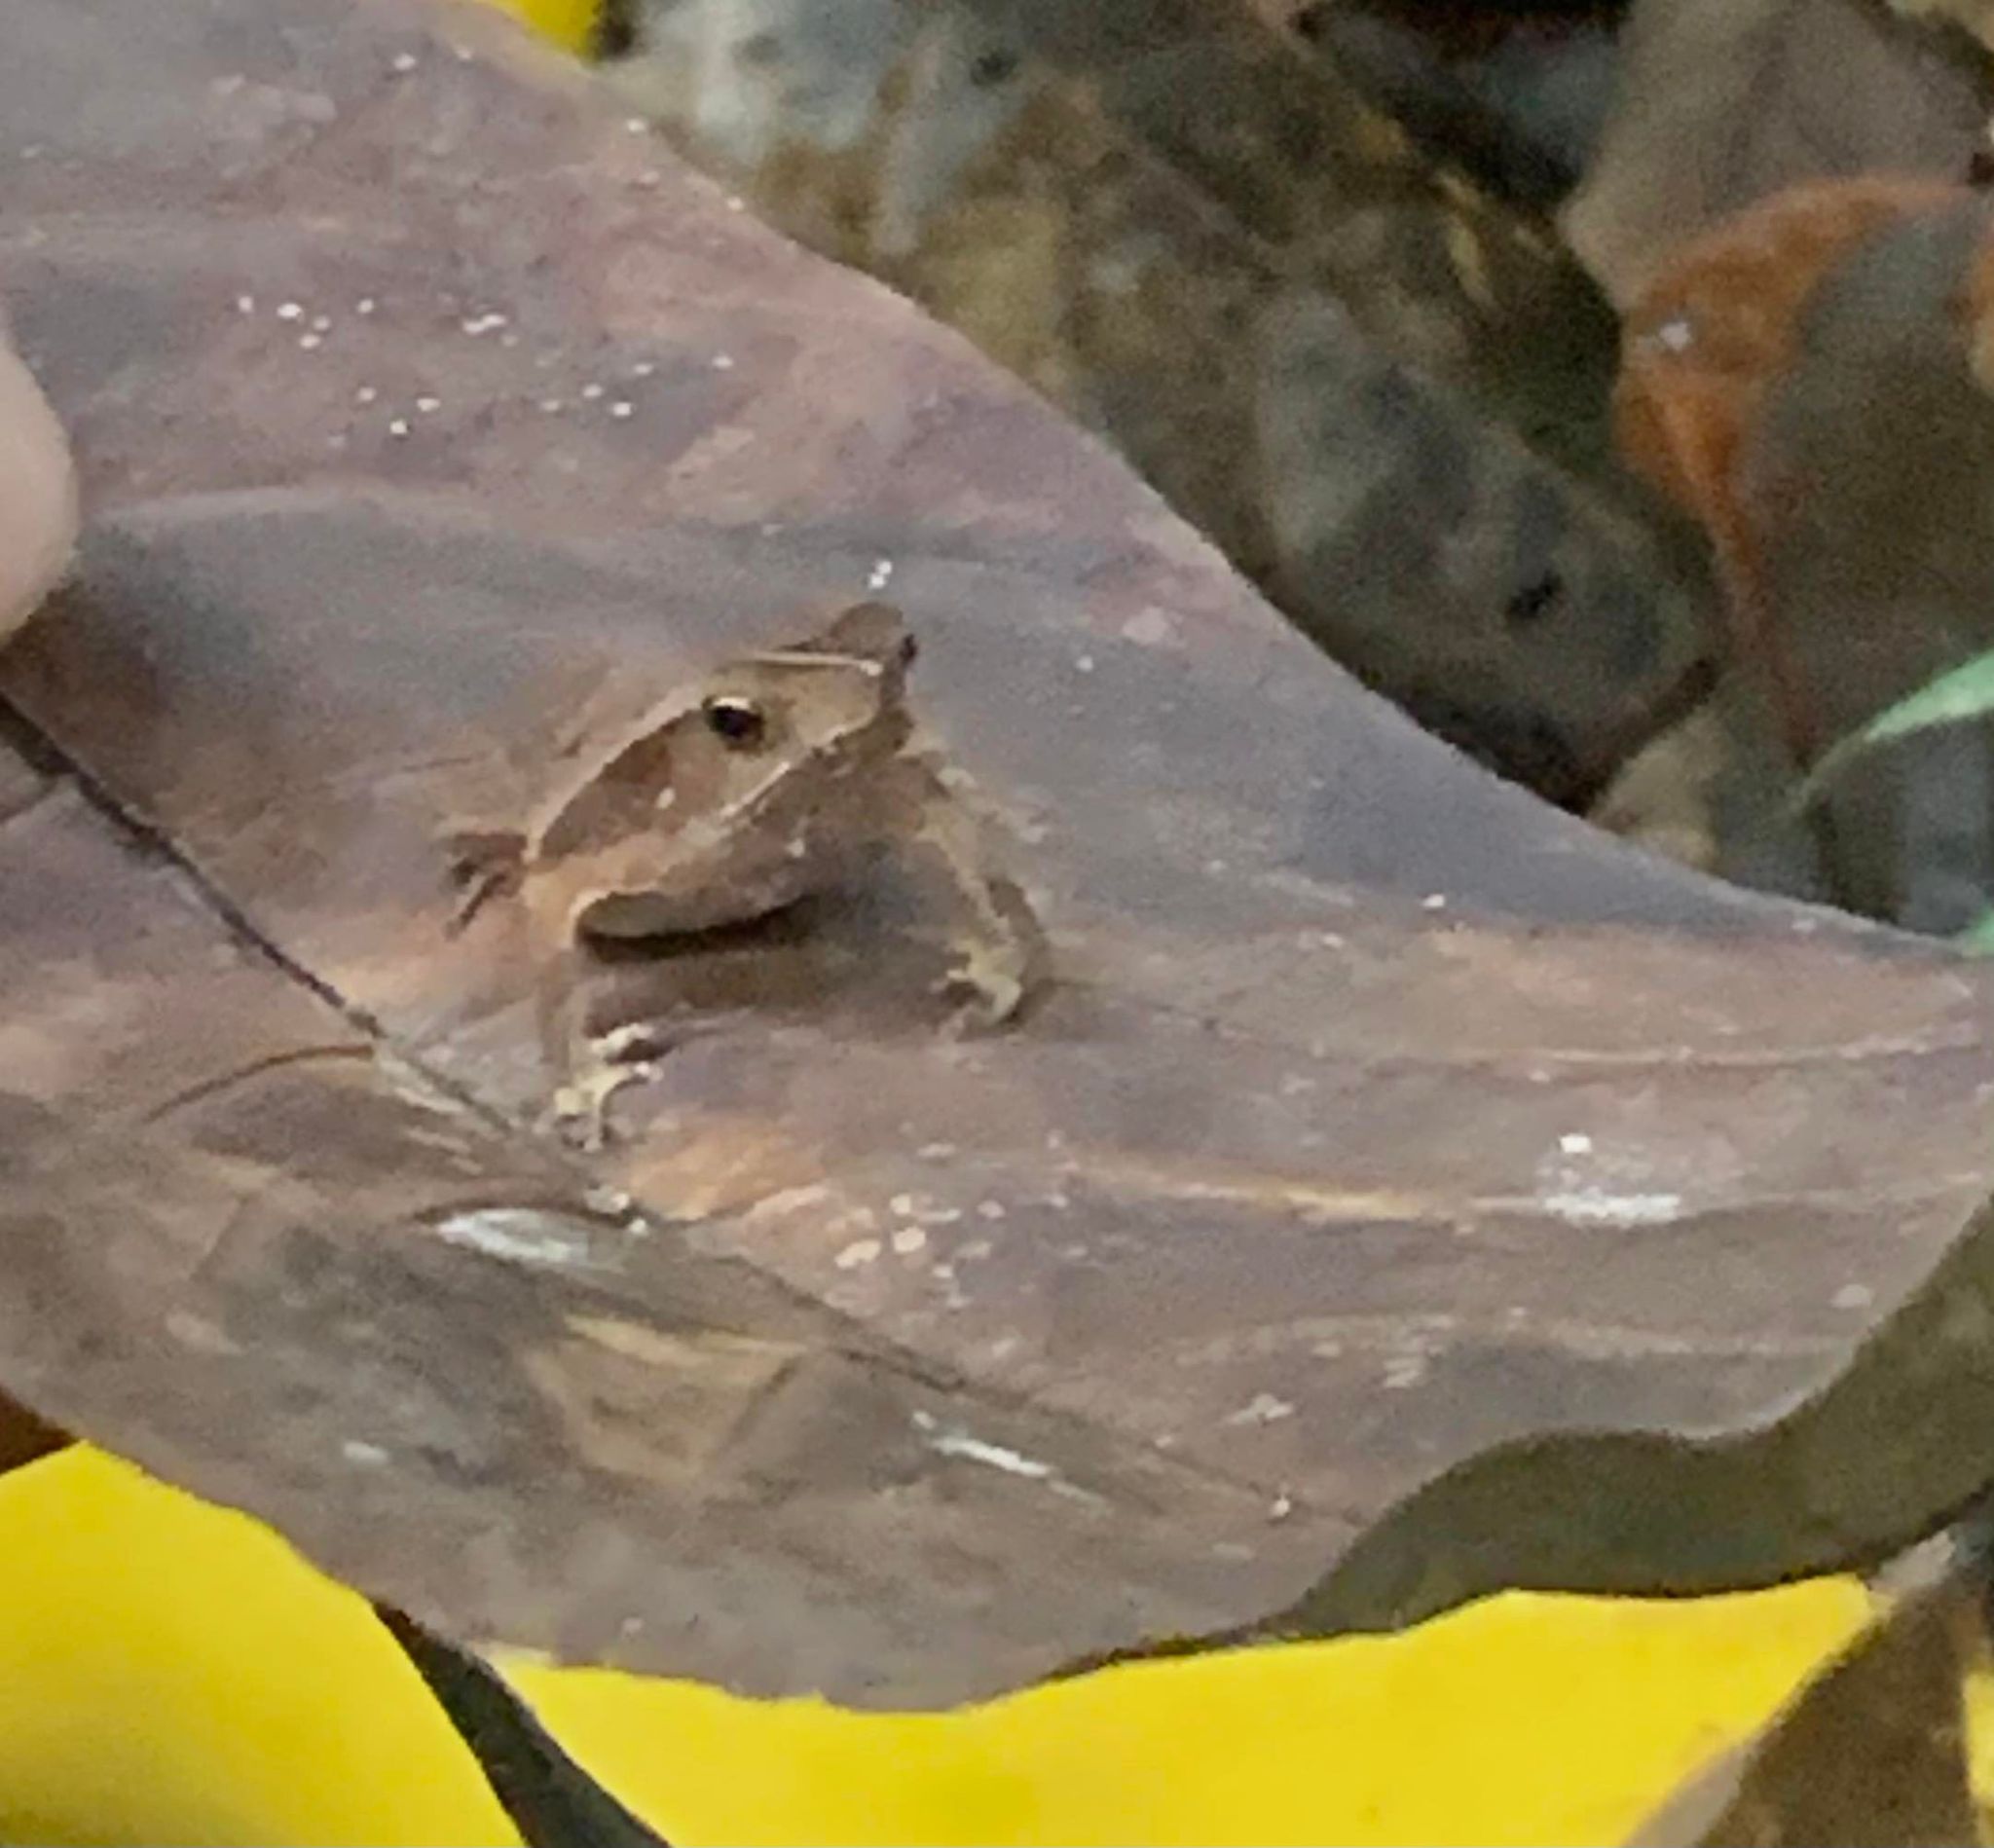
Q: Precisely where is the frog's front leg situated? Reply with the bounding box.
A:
[877,752,1047,1029]
[524,942,671,1152]
[439,825,529,936]
[547,1024,671,1152]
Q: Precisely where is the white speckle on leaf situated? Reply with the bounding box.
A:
[1537,1127,1691,1228]
[868,557,895,590]
[834,1238,882,1270]
[712,352,735,370]
[1651,315,1694,352]
[1122,607,1176,647]
[1542,1185,1683,1228]
[356,297,377,314]
[415,394,440,413]
[1383,1354,1428,1389]
[235,294,256,314]
[1833,1282,1875,1311]
[625,116,647,133]
[920,1422,1054,1481]
[1225,1392,1295,1426]
[581,382,605,400]
[631,360,656,378]
[1422,893,1448,910]
[433,1208,593,1271]
[297,333,322,351]
[166,1310,240,1355]
[388,418,410,436]
[311,314,332,332]
[277,301,303,320]
[390,51,419,72]
[891,1226,929,1256]
[1075,653,1095,673]
[353,385,378,404]
[538,397,563,413]
[609,400,634,419]
[977,1201,1006,1222]
[342,1440,389,1466]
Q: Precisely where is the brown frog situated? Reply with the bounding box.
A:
[444,601,1046,1147]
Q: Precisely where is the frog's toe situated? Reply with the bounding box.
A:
[542,1086,608,1153]
[545,1058,657,1152]
[936,951,1027,1030]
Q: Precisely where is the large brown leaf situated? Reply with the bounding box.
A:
[10,0,1994,1705]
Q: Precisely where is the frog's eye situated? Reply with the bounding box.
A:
[703,695,769,750]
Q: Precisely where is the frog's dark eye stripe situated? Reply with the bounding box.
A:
[703,695,768,749]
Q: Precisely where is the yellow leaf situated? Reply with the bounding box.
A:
[0,1445,1890,1846]
[478,0,600,56]
[505,1579,1883,1846]
[0,1446,512,1845]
